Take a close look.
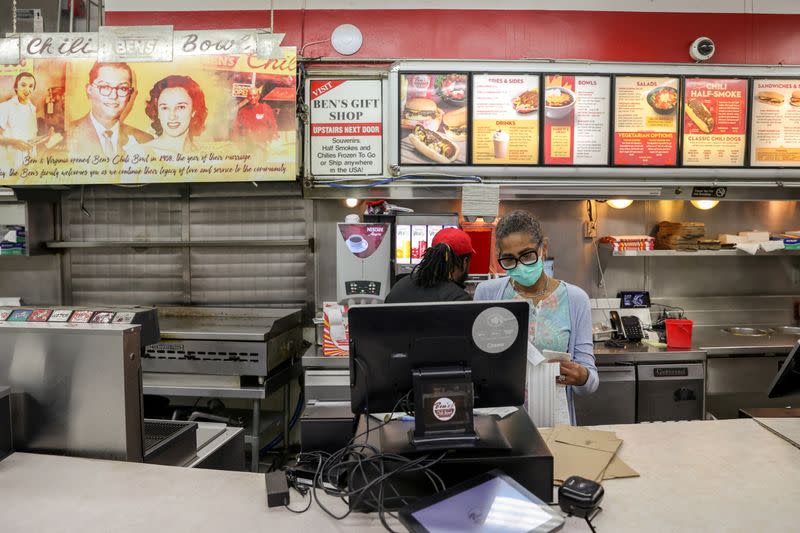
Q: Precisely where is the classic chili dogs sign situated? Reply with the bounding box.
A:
[682,78,748,167]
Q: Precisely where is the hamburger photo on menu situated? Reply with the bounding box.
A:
[400,73,468,164]
[757,91,785,106]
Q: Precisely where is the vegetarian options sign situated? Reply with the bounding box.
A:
[0,40,296,184]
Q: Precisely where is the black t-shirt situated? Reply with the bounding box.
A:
[384,275,471,304]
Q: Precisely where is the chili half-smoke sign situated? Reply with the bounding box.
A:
[309,79,383,176]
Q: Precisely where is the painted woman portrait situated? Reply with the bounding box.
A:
[141,75,208,155]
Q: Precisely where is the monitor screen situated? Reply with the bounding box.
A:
[349,301,529,414]
[404,474,563,533]
[768,341,800,398]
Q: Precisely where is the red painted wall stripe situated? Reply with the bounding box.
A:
[104,10,800,65]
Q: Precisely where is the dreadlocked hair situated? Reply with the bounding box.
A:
[411,243,468,288]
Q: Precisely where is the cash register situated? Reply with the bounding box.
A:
[347,300,554,509]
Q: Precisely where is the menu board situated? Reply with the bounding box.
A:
[471,74,540,165]
[543,74,610,165]
[682,78,748,167]
[399,73,468,165]
[750,79,800,167]
[613,76,679,166]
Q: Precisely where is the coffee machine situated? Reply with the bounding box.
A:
[336,223,391,304]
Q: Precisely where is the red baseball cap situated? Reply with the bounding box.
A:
[432,228,476,256]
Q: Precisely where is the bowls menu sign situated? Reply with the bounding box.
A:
[471,74,540,165]
[750,79,800,167]
[543,74,610,165]
[613,76,679,166]
[682,78,748,167]
[399,73,468,165]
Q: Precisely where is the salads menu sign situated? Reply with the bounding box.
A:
[613,76,679,166]
[750,79,800,167]
[682,78,748,167]
[471,74,540,165]
[399,73,468,165]
[543,74,610,165]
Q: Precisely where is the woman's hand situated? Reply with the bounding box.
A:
[558,361,589,386]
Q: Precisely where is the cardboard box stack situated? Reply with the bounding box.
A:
[655,221,705,250]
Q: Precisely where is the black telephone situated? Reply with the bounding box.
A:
[609,311,644,342]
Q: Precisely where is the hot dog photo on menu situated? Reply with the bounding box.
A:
[399,73,467,164]
[682,78,748,167]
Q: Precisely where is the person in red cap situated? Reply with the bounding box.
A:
[385,227,475,303]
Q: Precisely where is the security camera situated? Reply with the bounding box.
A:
[690,37,715,62]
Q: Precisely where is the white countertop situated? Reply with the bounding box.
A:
[1,418,798,533]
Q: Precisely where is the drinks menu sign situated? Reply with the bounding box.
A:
[750,79,800,167]
[682,78,748,167]
[471,74,540,165]
[543,74,610,165]
[613,76,679,166]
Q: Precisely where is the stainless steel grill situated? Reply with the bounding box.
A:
[142,306,303,376]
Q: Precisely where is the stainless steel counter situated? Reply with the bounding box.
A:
[2,419,799,532]
[694,325,800,356]
[303,325,800,368]
[594,325,800,362]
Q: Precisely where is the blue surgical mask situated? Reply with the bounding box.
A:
[507,260,543,287]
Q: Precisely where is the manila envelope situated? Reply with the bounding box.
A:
[603,454,640,479]
[540,425,638,483]
[553,426,639,479]
[554,428,621,482]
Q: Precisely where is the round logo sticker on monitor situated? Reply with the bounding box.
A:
[472,306,519,354]
[432,397,456,421]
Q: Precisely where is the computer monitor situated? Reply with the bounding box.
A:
[348,300,528,451]
[768,340,800,398]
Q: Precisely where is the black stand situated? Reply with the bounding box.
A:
[351,410,554,511]
[382,366,511,453]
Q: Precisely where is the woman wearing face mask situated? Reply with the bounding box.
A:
[475,210,597,426]
[384,227,474,303]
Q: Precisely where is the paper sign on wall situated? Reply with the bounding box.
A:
[309,79,383,176]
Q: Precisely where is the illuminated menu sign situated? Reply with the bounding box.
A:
[471,74,540,165]
[750,79,800,167]
[399,73,468,165]
[543,74,610,165]
[682,78,748,167]
[613,76,679,166]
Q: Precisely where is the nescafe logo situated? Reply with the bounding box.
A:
[432,398,456,421]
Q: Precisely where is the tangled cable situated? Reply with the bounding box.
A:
[283,389,447,532]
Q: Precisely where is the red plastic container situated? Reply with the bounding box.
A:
[665,319,693,349]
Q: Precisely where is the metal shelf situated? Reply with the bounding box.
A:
[45,239,312,250]
[599,244,800,257]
